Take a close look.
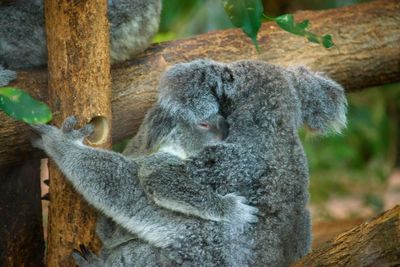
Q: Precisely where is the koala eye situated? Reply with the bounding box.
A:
[198,122,210,129]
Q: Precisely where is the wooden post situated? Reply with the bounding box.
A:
[44,0,112,265]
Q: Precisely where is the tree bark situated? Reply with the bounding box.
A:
[292,205,400,267]
[311,218,365,248]
[0,0,399,167]
[44,0,111,266]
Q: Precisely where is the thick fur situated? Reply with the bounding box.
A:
[33,112,258,266]
[32,60,347,266]
[0,0,161,85]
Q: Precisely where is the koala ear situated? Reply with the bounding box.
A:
[289,66,347,134]
[157,60,226,123]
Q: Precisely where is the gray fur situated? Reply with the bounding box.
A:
[0,65,16,87]
[32,59,347,266]
[32,111,258,266]
[0,0,161,85]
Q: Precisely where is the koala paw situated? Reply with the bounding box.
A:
[0,66,16,87]
[32,116,94,141]
[222,193,259,225]
[61,116,94,140]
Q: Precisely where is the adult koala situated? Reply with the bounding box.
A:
[33,59,347,266]
[0,0,161,86]
[153,59,347,266]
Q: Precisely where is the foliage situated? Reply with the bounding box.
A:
[267,14,333,48]
[0,87,52,124]
[155,0,334,49]
[222,0,334,49]
[156,0,233,42]
[222,0,264,50]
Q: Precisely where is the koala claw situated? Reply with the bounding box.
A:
[62,116,78,133]
[72,244,104,267]
[80,123,95,137]
[62,116,94,139]
[223,193,259,225]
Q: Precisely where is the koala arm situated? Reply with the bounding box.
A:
[32,117,189,248]
[138,153,258,224]
[32,117,257,234]
[31,118,142,216]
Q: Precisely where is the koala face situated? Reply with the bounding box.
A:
[182,113,229,154]
[153,60,241,158]
[157,113,229,159]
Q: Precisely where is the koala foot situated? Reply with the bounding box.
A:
[222,193,259,225]
[0,66,16,87]
[72,244,104,267]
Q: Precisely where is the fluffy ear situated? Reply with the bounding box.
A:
[157,59,233,123]
[289,66,347,134]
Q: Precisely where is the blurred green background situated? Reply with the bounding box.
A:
[150,0,400,221]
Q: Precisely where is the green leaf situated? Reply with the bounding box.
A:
[222,0,264,50]
[321,34,334,48]
[0,87,52,124]
[297,19,309,30]
[273,14,334,48]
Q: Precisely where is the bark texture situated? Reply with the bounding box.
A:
[311,218,365,248]
[292,205,400,267]
[44,0,111,266]
[0,0,398,167]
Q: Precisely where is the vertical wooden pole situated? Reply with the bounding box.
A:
[44,0,112,265]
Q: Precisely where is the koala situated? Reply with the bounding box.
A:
[146,60,347,266]
[32,106,259,265]
[33,59,347,266]
[0,0,161,86]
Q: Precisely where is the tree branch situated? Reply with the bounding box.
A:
[0,0,399,167]
[292,205,400,266]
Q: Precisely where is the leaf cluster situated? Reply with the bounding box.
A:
[222,0,334,49]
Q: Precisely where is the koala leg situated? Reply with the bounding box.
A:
[286,210,312,262]
[0,65,16,87]
[96,215,136,250]
[101,240,161,267]
[72,244,105,267]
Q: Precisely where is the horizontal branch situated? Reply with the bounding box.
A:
[1,0,399,166]
[292,205,400,266]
